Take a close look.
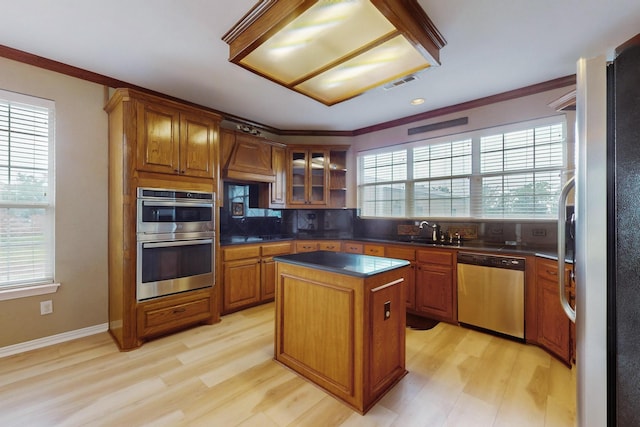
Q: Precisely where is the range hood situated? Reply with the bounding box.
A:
[223,133,276,183]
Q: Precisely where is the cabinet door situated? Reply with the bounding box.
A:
[270,145,286,207]
[537,277,571,363]
[180,112,216,178]
[289,150,308,205]
[318,241,341,252]
[309,150,328,204]
[223,258,261,313]
[296,241,319,253]
[261,256,276,301]
[288,149,328,206]
[385,246,416,310]
[364,244,385,257]
[136,101,180,174]
[343,242,364,254]
[415,263,453,321]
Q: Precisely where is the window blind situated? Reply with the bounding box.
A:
[357,118,566,220]
[479,123,564,218]
[0,92,54,288]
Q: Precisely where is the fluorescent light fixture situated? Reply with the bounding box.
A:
[223,0,446,106]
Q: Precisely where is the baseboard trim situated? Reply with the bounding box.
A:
[0,323,109,358]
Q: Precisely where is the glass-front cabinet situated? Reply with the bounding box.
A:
[288,149,328,206]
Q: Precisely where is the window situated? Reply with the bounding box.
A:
[360,150,407,217]
[0,90,55,289]
[357,117,566,219]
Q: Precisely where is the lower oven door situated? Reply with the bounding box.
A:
[137,236,214,301]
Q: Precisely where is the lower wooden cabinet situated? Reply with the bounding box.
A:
[222,242,292,313]
[385,246,416,310]
[343,241,364,254]
[536,257,573,364]
[137,288,216,340]
[414,249,455,322]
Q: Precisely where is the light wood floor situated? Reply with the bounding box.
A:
[0,303,576,427]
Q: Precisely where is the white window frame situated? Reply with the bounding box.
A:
[357,115,568,220]
[0,89,58,300]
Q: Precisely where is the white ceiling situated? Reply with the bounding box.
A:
[1,0,639,132]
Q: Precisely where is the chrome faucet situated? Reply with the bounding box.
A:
[419,220,440,241]
[418,220,432,229]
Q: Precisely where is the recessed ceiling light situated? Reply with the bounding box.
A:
[411,98,425,105]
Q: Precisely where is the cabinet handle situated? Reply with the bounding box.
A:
[546,269,558,276]
[173,308,186,314]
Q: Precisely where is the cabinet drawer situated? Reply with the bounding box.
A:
[261,242,293,257]
[385,246,416,261]
[319,241,342,252]
[343,242,364,254]
[223,245,261,261]
[296,241,319,253]
[416,249,453,266]
[536,258,561,282]
[138,293,212,337]
[364,244,385,257]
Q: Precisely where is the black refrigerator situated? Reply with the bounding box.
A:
[607,33,640,426]
[572,32,640,426]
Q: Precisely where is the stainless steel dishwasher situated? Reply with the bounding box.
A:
[457,252,525,340]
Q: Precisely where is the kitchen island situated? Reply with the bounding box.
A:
[273,251,410,414]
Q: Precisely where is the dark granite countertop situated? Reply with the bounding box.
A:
[274,251,410,278]
[220,235,572,263]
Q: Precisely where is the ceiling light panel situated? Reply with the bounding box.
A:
[223,0,446,105]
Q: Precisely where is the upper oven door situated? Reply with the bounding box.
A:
[137,198,214,234]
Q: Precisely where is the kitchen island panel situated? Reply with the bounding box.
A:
[275,254,408,414]
[278,271,357,397]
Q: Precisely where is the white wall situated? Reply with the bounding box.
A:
[0,57,109,347]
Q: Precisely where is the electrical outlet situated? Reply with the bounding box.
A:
[40,300,53,315]
[384,301,391,320]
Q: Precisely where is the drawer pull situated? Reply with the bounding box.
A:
[545,269,558,276]
[173,308,187,314]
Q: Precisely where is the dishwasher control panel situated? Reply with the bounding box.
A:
[457,252,525,271]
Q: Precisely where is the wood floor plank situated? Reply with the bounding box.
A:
[0,302,576,427]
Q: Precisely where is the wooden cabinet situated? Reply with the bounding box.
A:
[343,241,364,254]
[286,146,349,208]
[536,257,573,364]
[288,148,328,206]
[105,88,221,350]
[222,242,292,313]
[295,241,319,253]
[261,242,293,300]
[265,144,287,208]
[328,148,348,208]
[415,249,455,322]
[319,240,342,252]
[136,100,217,178]
[137,288,214,339]
[386,246,416,310]
[364,244,385,257]
[275,259,408,414]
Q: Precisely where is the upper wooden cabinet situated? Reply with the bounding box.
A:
[288,148,328,206]
[136,97,218,178]
[104,88,221,350]
[287,146,348,208]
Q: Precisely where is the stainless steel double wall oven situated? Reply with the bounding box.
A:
[136,187,215,301]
